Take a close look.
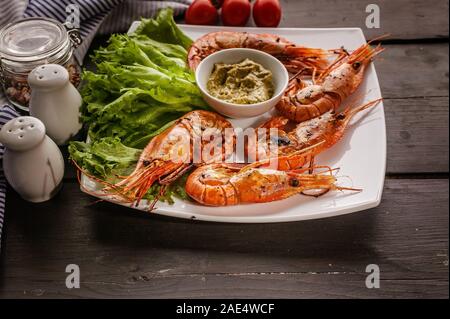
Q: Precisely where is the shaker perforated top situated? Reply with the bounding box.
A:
[28,64,69,90]
[0,116,46,151]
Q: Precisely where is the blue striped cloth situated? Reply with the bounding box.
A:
[0,0,192,249]
[0,105,19,245]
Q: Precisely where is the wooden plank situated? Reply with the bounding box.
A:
[376,44,449,99]
[1,179,447,298]
[385,97,448,173]
[1,273,447,299]
[278,0,449,40]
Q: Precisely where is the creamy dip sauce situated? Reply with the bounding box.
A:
[206,58,274,104]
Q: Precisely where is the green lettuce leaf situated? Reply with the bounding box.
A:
[71,8,200,203]
[133,7,193,49]
[69,137,141,177]
[69,137,190,202]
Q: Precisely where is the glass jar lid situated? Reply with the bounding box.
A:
[0,17,69,63]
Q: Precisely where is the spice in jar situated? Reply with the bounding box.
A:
[0,17,82,111]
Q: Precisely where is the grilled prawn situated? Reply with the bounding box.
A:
[187,31,330,74]
[77,111,235,206]
[247,99,383,170]
[186,163,355,206]
[276,39,384,122]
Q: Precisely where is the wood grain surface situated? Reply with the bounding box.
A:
[1,179,447,298]
[278,0,449,40]
[0,0,448,299]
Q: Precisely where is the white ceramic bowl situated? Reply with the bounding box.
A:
[195,48,289,118]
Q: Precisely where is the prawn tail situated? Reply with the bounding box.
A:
[111,161,181,206]
[283,47,331,74]
[333,185,363,192]
[159,164,193,185]
[71,159,134,203]
[343,98,383,126]
[289,167,362,196]
[349,36,387,64]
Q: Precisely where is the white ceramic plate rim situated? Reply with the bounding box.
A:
[80,24,386,223]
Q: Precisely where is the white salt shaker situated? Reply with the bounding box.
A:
[28,64,82,145]
[0,116,64,202]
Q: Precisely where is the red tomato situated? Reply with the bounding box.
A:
[185,0,219,25]
[252,0,282,27]
[221,0,251,26]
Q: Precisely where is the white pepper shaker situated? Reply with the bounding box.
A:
[28,64,82,145]
[0,116,64,202]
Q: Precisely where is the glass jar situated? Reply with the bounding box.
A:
[0,17,82,111]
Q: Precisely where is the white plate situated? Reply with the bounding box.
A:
[81,24,386,223]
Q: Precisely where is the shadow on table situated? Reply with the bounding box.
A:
[86,200,378,260]
[2,184,378,262]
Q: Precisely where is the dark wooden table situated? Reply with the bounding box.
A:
[0,0,448,298]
